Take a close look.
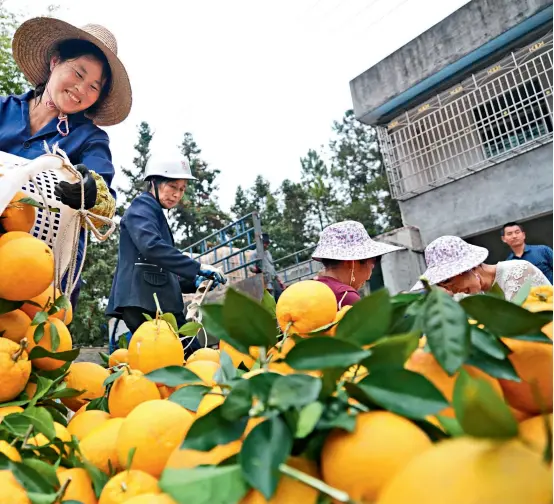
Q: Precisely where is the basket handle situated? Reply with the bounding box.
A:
[0,153,69,215]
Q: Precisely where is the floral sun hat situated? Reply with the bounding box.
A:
[411,235,489,291]
[312,221,404,262]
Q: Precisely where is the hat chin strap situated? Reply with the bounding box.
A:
[151,179,161,204]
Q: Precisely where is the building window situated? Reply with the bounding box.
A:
[474,78,553,158]
[378,32,553,200]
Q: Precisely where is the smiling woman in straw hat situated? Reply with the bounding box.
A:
[312,221,404,308]
[411,236,551,301]
[0,17,132,308]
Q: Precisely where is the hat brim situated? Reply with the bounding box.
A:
[12,17,132,127]
[313,240,404,262]
[410,244,489,291]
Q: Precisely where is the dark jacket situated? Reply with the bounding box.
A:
[1,90,117,308]
[106,192,200,316]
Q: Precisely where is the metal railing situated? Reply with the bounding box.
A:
[379,31,553,200]
[181,212,264,282]
[275,245,322,286]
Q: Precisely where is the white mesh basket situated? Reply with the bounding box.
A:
[0,150,82,289]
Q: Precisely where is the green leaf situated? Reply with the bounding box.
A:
[0,299,23,315]
[117,335,128,349]
[511,279,533,306]
[0,455,53,493]
[285,337,370,371]
[460,295,553,335]
[142,313,153,322]
[453,369,518,439]
[506,333,553,343]
[412,418,450,442]
[162,312,179,332]
[28,347,80,362]
[33,323,45,344]
[214,350,237,384]
[181,406,247,451]
[52,294,71,311]
[247,372,282,403]
[335,289,392,345]
[356,369,449,419]
[296,402,324,438]
[1,413,33,437]
[178,322,202,337]
[22,458,59,489]
[268,374,322,411]
[49,320,60,352]
[99,352,110,365]
[466,348,521,381]
[31,311,49,327]
[103,368,125,388]
[220,380,252,421]
[436,415,465,437]
[144,366,204,387]
[24,407,56,441]
[361,332,420,371]
[261,290,277,317]
[488,283,506,299]
[201,304,249,354]
[126,447,137,471]
[223,288,277,348]
[86,396,109,413]
[239,415,293,500]
[316,398,357,432]
[50,387,84,400]
[423,288,470,375]
[27,492,57,504]
[320,367,348,398]
[470,326,511,360]
[160,465,249,504]
[82,460,109,498]
[169,385,211,412]
[27,376,54,407]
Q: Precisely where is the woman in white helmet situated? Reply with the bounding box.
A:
[106,157,226,354]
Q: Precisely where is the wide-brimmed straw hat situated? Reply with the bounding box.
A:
[411,235,489,291]
[312,221,404,262]
[12,17,132,126]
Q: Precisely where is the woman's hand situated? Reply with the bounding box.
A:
[54,164,97,210]
[198,264,227,285]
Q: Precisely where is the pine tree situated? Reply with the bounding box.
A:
[171,132,229,248]
[300,148,336,231]
[118,122,153,210]
[70,121,154,345]
[329,109,402,235]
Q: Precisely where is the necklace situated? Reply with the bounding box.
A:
[44,88,69,137]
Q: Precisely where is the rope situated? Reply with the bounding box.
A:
[36,143,116,300]
[181,279,214,349]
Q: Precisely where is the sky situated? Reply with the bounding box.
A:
[6,0,470,212]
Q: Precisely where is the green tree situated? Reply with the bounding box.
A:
[275,179,314,265]
[0,2,28,95]
[171,132,229,248]
[118,121,153,210]
[231,185,256,219]
[71,121,153,346]
[329,109,402,234]
[300,148,337,231]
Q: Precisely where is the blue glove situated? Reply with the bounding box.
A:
[194,275,219,290]
[198,264,227,285]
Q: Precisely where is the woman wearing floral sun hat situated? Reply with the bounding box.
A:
[411,235,551,301]
[0,17,132,308]
[312,221,404,308]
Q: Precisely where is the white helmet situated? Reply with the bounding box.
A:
[144,158,197,181]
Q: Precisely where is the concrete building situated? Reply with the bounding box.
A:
[350,0,553,267]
